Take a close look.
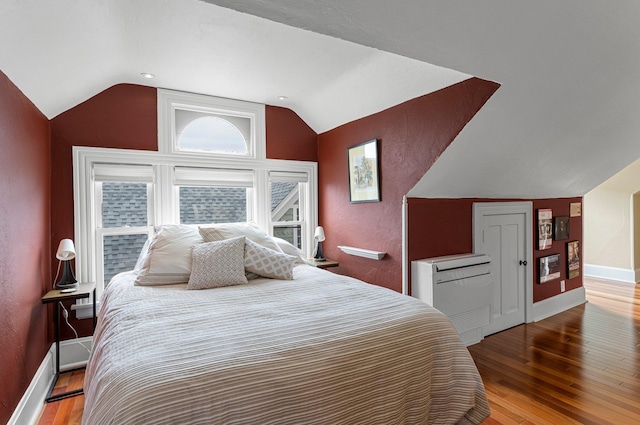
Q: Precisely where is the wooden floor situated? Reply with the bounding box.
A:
[469,277,640,425]
[36,370,85,425]
[37,277,639,425]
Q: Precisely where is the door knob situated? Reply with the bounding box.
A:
[519,260,527,266]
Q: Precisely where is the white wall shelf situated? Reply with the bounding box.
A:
[337,246,386,260]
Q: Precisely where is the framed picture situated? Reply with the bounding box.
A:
[554,216,570,240]
[348,139,380,203]
[567,240,580,279]
[539,254,560,283]
[537,209,552,250]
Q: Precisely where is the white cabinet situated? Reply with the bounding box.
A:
[412,253,493,346]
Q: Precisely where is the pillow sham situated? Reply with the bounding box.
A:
[135,225,204,286]
[244,238,297,280]
[133,236,152,273]
[187,237,248,289]
[199,222,282,253]
[273,237,306,265]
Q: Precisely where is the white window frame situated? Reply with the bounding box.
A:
[158,89,266,160]
[94,172,155,296]
[270,171,309,250]
[73,146,317,311]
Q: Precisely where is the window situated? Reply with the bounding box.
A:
[158,89,265,159]
[177,114,248,154]
[174,166,254,225]
[93,165,154,292]
[270,172,309,249]
[179,187,247,224]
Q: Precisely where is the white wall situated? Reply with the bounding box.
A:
[584,157,640,281]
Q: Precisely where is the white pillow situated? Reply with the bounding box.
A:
[135,225,204,286]
[244,238,297,280]
[187,237,248,289]
[133,236,152,273]
[273,237,306,265]
[199,222,283,253]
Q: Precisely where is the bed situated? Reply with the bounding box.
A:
[83,224,490,425]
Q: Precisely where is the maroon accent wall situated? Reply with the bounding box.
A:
[0,71,51,424]
[317,78,500,292]
[266,106,317,161]
[532,198,583,301]
[407,197,583,303]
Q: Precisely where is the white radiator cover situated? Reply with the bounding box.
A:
[411,253,493,346]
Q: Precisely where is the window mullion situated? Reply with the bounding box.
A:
[156,164,176,224]
[254,170,269,232]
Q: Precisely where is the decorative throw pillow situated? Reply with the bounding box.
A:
[187,237,248,289]
[199,222,283,253]
[244,238,297,280]
[135,225,204,286]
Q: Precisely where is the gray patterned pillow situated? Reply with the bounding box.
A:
[186,237,248,289]
[244,238,297,280]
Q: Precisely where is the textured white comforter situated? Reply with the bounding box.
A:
[83,265,489,424]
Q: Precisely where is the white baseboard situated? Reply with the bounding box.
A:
[7,351,53,425]
[8,337,93,425]
[533,286,587,322]
[584,263,639,283]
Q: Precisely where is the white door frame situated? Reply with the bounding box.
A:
[473,201,534,324]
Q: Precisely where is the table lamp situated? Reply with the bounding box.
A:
[56,239,78,289]
[313,226,326,262]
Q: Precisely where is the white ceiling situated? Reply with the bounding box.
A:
[0,0,467,133]
[2,0,640,199]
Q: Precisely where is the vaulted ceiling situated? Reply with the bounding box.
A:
[2,0,640,199]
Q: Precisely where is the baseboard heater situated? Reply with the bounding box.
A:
[411,253,493,346]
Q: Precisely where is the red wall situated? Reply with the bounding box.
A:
[407,197,583,302]
[50,84,316,338]
[317,78,500,292]
[0,71,51,424]
[532,198,583,301]
[266,106,317,161]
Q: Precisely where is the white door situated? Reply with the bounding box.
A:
[473,202,532,336]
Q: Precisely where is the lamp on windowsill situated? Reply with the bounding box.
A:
[56,239,78,289]
[313,226,326,262]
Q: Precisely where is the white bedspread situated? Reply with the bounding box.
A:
[83,265,489,424]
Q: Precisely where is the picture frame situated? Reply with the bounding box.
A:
[537,209,553,250]
[554,216,570,240]
[348,139,380,203]
[567,240,580,279]
[538,254,560,284]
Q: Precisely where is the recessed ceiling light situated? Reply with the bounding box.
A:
[277,96,288,101]
[140,72,155,79]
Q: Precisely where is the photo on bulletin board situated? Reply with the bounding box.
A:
[567,240,580,279]
[537,209,553,250]
[539,254,560,283]
[554,216,570,240]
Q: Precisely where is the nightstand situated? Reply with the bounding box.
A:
[41,282,96,402]
[305,258,339,269]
